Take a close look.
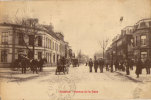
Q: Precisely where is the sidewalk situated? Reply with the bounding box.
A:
[115,67,151,83]
[0,67,56,82]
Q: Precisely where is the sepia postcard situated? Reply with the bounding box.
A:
[0,0,151,100]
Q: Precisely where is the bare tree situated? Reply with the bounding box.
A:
[99,38,109,59]
[5,9,41,59]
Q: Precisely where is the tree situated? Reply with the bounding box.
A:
[99,38,109,59]
[9,16,40,59]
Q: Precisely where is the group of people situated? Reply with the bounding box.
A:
[13,54,46,74]
[87,56,151,78]
[88,56,104,73]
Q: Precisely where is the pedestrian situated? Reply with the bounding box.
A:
[98,58,104,73]
[129,59,134,70]
[86,61,87,66]
[114,60,119,71]
[21,55,27,74]
[88,58,93,72]
[94,56,98,73]
[110,60,113,72]
[120,61,125,72]
[106,61,109,71]
[135,59,142,78]
[145,59,150,74]
[31,59,38,74]
[125,59,130,75]
[39,58,44,72]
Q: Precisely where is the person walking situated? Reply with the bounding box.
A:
[105,61,109,71]
[21,55,27,74]
[120,61,125,72]
[129,59,134,70]
[110,60,114,72]
[145,59,150,74]
[88,58,93,72]
[94,56,98,73]
[114,60,119,71]
[135,59,142,78]
[39,58,45,72]
[98,58,104,73]
[125,59,130,75]
[32,59,38,74]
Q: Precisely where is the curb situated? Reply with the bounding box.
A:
[116,72,143,83]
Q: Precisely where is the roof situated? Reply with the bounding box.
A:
[135,18,151,25]
[0,22,61,40]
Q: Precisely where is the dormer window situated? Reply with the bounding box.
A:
[140,22,146,28]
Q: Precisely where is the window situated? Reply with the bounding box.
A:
[55,43,58,51]
[1,50,7,62]
[49,53,52,63]
[53,54,55,63]
[28,51,33,59]
[38,52,42,59]
[141,51,147,62]
[29,35,34,46]
[18,33,24,45]
[48,39,49,48]
[140,22,146,28]
[149,21,151,27]
[135,36,138,46]
[53,42,54,50]
[141,35,147,46]
[50,40,51,49]
[37,36,42,47]
[1,32,8,45]
[46,38,47,48]
[46,53,49,62]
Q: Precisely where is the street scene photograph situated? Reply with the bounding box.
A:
[0,0,151,100]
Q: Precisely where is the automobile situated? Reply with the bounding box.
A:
[72,58,79,67]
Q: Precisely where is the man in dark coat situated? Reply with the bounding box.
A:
[98,58,104,73]
[21,56,27,74]
[94,56,98,73]
[110,60,113,72]
[114,60,119,71]
[88,58,93,72]
[129,59,134,70]
[145,59,150,74]
[31,59,39,74]
[135,59,142,78]
[39,58,45,72]
[120,61,125,72]
[125,59,130,75]
[105,61,109,71]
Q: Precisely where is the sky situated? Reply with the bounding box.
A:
[0,0,151,58]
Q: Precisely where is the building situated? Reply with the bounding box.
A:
[105,18,151,63]
[106,26,134,62]
[133,18,151,62]
[0,19,71,67]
